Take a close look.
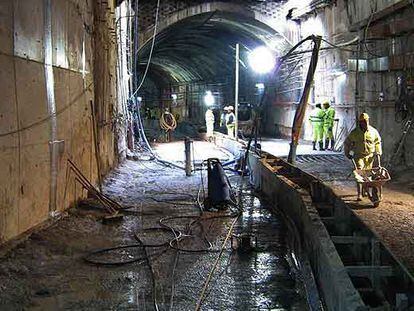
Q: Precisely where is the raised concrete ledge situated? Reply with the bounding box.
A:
[213,132,246,157]
[215,135,414,309]
[255,156,366,310]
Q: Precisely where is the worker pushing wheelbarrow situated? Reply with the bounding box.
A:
[344,113,391,207]
[351,154,391,206]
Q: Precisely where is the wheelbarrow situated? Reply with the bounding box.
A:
[351,155,391,207]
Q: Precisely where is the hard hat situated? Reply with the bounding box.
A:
[223,106,229,111]
[322,101,330,107]
[358,113,369,121]
[228,106,234,111]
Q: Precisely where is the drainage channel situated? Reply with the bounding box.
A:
[252,152,414,310]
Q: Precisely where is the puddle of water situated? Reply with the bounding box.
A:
[172,185,309,310]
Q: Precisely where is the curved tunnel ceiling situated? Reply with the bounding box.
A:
[137,11,292,87]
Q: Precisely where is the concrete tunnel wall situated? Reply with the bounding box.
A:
[0,0,122,243]
[266,0,414,167]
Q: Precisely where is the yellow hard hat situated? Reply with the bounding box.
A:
[358,113,369,121]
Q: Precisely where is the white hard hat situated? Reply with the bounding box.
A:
[228,106,234,111]
[224,106,230,111]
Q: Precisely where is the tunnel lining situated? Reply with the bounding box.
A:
[137,9,293,86]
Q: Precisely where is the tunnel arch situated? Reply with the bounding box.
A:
[139,1,293,48]
[137,4,294,87]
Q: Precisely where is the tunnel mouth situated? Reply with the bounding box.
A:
[137,10,291,86]
[135,10,292,145]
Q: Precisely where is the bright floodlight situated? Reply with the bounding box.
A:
[255,83,265,90]
[248,46,276,74]
[204,90,215,106]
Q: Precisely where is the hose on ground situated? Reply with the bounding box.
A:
[83,212,240,265]
[83,227,178,265]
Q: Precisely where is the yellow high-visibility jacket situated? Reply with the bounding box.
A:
[344,125,382,158]
[309,108,325,127]
[324,107,335,128]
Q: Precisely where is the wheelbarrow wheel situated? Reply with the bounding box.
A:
[372,187,381,207]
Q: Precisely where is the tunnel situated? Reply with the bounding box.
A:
[0,0,414,310]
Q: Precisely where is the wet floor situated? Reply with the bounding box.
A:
[0,157,309,310]
[179,188,309,310]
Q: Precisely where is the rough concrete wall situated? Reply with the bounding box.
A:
[256,159,365,310]
[268,0,414,167]
[315,0,414,166]
[0,0,120,243]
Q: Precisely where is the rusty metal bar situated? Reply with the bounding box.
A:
[288,35,322,164]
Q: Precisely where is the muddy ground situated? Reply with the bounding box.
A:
[0,158,308,310]
[294,154,414,275]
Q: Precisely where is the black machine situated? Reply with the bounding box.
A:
[204,158,231,210]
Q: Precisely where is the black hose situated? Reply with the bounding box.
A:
[83,244,148,266]
[83,227,178,265]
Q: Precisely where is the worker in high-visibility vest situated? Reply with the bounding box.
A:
[205,108,215,140]
[323,101,336,150]
[309,103,325,150]
[344,113,382,201]
[226,106,236,138]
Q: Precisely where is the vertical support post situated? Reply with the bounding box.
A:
[90,100,103,192]
[355,39,361,120]
[184,137,192,176]
[235,43,240,141]
[44,0,59,215]
[288,36,322,164]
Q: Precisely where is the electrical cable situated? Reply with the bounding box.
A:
[168,236,180,311]
[83,227,178,265]
[83,244,169,266]
[134,235,161,311]
[194,214,241,311]
[123,0,185,172]
[363,12,382,58]
[160,111,177,132]
[0,82,93,138]
[131,0,161,98]
[320,36,359,52]
[135,104,185,170]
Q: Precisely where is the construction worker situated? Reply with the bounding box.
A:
[344,113,382,201]
[220,106,228,128]
[309,103,325,150]
[323,101,336,150]
[226,106,236,138]
[205,108,215,140]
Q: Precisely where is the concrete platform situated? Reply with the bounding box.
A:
[153,140,233,165]
[260,138,340,157]
[260,138,414,276]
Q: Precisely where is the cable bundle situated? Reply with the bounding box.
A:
[160,112,177,132]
